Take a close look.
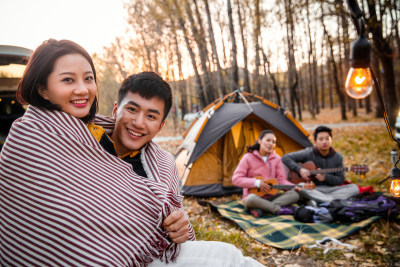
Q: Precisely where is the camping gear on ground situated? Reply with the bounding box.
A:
[324,194,398,222]
[294,206,333,223]
[249,177,315,197]
[286,161,370,184]
[295,193,398,223]
[214,199,379,249]
[176,91,312,197]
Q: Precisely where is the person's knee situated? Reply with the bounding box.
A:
[347,184,360,196]
[288,190,300,201]
[244,194,259,208]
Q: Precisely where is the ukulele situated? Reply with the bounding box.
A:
[285,161,369,184]
[249,177,315,197]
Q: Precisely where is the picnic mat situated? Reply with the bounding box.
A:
[216,200,380,250]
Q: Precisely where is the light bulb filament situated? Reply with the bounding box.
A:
[355,76,365,84]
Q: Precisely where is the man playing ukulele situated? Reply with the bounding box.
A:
[282,126,359,205]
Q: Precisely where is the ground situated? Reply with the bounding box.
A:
[157,107,400,266]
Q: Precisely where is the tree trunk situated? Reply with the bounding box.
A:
[172,0,207,108]
[167,11,189,117]
[227,0,239,89]
[186,0,212,104]
[203,0,226,97]
[320,40,325,109]
[285,0,301,120]
[253,0,261,95]
[366,0,399,126]
[337,0,356,118]
[322,14,347,120]
[236,0,251,92]
[305,0,315,118]
[262,49,281,106]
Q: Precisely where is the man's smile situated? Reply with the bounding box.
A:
[127,128,144,137]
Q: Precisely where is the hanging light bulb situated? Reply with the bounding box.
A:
[391,179,400,197]
[345,31,373,99]
[345,67,373,99]
[346,0,400,197]
[390,167,400,197]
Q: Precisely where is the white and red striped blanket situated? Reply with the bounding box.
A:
[0,106,181,266]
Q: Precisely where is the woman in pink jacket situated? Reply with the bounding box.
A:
[232,130,301,217]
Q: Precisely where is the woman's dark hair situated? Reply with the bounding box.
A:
[246,129,275,152]
[16,39,98,123]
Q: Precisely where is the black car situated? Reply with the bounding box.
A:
[0,45,32,151]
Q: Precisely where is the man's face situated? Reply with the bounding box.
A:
[111,91,165,156]
[315,131,332,153]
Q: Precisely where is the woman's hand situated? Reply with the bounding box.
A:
[259,182,272,192]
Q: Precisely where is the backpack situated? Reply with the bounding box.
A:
[325,194,398,223]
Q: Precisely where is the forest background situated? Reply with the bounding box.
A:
[90,1,400,265]
[93,0,399,131]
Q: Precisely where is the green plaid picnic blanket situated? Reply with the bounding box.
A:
[216,200,380,250]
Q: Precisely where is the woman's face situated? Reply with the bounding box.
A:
[39,53,97,118]
[258,133,276,155]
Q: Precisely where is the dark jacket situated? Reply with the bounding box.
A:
[281,146,345,186]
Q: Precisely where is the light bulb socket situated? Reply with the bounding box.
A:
[347,0,363,19]
[350,35,372,68]
[390,166,400,179]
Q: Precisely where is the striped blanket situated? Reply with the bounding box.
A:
[217,200,380,249]
[0,106,181,266]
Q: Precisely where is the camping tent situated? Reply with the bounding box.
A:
[175,91,313,197]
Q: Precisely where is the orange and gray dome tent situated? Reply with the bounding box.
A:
[175,91,313,197]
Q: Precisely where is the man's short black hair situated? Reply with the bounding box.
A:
[117,72,172,122]
[313,125,332,140]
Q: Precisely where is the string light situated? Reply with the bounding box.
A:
[346,0,400,197]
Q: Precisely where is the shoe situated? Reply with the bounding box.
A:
[277,206,296,215]
[249,208,264,218]
[306,199,318,207]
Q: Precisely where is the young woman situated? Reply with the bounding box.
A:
[0,39,262,266]
[232,130,301,217]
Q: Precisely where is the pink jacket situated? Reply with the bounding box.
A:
[232,150,293,201]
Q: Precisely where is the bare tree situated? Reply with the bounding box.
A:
[203,0,226,97]
[305,0,316,118]
[185,0,212,103]
[236,0,251,92]
[365,0,399,126]
[321,11,347,120]
[284,0,301,120]
[253,0,261,95]
[227,0,239,89]
[262,49,282,106]
[172,0,207,108]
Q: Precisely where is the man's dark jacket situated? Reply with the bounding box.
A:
[281,147,345,186]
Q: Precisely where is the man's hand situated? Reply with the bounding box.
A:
[162,210,190,244]
[299,168,311,180]
[293,185,302,191]
[314,171,326,182]
[259,182,272,192]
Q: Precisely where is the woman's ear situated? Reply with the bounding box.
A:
[37,85,49,100]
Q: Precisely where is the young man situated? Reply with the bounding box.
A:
[90,72,193,244]
[90,72,263,266]
[282,125,359,204]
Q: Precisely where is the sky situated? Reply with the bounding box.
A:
[0,0,127,55]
